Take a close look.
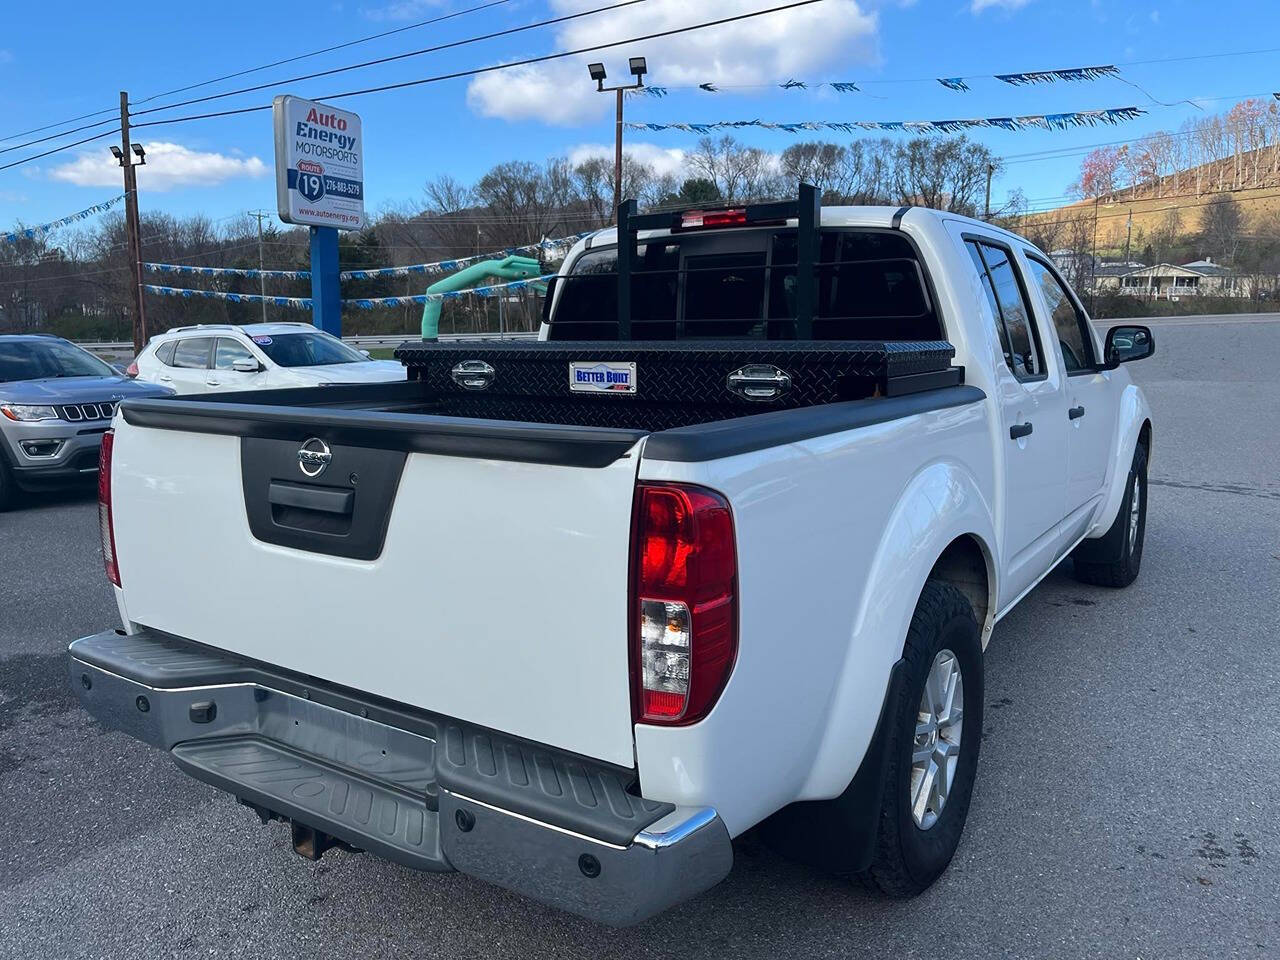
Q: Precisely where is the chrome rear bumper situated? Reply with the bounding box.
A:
[68,629,731,925]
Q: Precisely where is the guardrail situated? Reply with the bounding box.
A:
[77,330,540,352]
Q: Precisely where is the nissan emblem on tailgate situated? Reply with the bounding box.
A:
[297,438,332,478]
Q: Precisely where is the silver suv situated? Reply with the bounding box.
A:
[0,334,172,509]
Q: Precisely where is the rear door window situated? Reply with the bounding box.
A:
[171,337,212,369]
[970,241,1044,380]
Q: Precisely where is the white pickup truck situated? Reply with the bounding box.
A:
[70,188,1154,925]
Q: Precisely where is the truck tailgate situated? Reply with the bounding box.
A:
[108,415,643,768]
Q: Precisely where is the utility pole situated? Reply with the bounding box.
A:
[250,211,270,322]
[1123,209,1133,262]
[589,57,648,222]
[116,92,147,355]
[1090,196,1100,314]
[984,163,994,221]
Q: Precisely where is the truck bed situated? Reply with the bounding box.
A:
[108,339,983,769]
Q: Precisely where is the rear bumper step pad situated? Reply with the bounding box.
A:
[174,737,445,872]
[69,628,731,924]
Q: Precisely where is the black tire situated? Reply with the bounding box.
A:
[1071,442,1148,588]
[856,580,984,897]
[0,455,15,512]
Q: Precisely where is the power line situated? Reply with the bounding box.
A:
[0,0,512,148]
[0,106,118,147]
[131,0,515,107]
[0,116,121,159]
[0,128,120,173]
[133,0,828,134]
[131,0,653,119]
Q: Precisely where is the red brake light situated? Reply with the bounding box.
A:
[98,430,120,586]
[125,361,139,378]
[631,483,737,725]
[680,208,747,230]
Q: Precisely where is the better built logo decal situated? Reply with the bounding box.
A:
[569,361,637,394]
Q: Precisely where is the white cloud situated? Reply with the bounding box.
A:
[970,0,1031,13]
[568,141,688,177]
[47,142,268,192]
[467,0,879,126]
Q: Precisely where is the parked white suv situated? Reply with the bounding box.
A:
[132,322,406,394]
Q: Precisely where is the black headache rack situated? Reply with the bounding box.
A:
[615,183,824,340]
[393,183,959,433]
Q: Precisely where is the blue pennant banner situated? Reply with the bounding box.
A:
[338,233,589,282]
[630,65,1118,97]
[3,195,125,246]
[145,263,311,280]
[342,274,557,309]
[996,65,1120,85]
[143,285,313,309]
[627,107,1147,135]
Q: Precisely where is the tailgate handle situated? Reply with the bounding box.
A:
[268,481,354,516]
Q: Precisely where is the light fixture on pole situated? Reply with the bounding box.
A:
[588,57,647,222]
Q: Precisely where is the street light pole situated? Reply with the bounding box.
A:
[614,87,624,217]
[589,57,648,222]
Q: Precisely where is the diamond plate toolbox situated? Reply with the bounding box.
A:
[394,340,957,432]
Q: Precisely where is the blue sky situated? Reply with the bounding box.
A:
[2,0,1278,233]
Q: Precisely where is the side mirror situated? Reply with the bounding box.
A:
[359,349,371,358]
[231,358,262,373]
[1102,324,1154,368]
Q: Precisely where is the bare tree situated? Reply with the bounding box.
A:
[1201,193,1243,264]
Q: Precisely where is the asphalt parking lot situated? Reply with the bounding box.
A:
[1,315,1277,960]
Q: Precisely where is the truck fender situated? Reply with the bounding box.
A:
[1086,383,1153,540]
[797,457,997,801]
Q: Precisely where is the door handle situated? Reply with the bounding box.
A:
[206,380,220,387]
[159,375,173,382]
[1068,405,1085,420]
[1009,422,1033,440]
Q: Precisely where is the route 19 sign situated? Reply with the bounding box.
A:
[273,95,365,230]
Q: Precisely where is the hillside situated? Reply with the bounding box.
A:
[1026,183,1280,258]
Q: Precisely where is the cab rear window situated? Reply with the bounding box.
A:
[549,229,941,342]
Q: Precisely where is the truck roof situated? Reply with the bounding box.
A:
[578,204,1026,251]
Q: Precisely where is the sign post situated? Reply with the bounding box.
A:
[273,95,365,336]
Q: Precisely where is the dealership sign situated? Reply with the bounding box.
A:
[273,96,365,230]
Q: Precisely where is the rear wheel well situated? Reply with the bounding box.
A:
[927,535,993,644]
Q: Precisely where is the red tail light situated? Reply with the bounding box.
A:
[631,483,737,725]
[98,430,120,586]
[125,361,139,378]
[680,208,747,229]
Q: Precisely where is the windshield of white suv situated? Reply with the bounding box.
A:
[0,339,118,382]
[251,332,366,368]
